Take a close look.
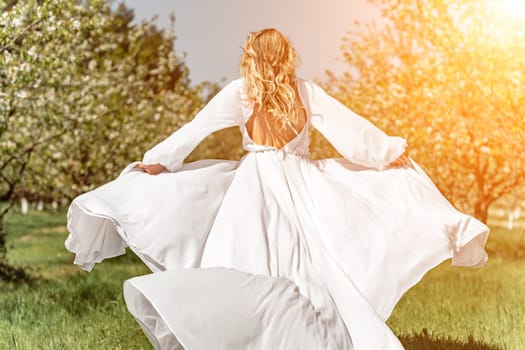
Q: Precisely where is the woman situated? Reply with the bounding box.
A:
[65,28,489,349]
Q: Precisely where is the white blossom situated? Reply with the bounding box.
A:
[12,17,22,27]
[480,146,491,154]
[27,46,37,57]
[88,59,97,70]
[16,90,28,99]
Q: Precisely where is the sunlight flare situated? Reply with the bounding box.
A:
[501,0,525,17]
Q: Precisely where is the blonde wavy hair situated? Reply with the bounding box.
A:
[239,28,302,128]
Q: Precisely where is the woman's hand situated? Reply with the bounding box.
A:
[390,153,413,168]
[134,163,167,175]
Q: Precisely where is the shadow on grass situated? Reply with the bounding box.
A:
[0,260,32,283]
[399,329,502,350]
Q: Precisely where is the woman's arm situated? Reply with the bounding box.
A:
[389,153,412,168]
[308,81,408,170]
[133,162,167,175]
[137,79,244,174]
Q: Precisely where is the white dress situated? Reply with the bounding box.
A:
[65,77,489,350]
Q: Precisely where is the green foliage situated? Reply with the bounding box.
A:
[327,0,525,222]
[0,0,208,273]
[0,0,204,203]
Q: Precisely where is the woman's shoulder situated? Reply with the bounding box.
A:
[294,77,327,100]
[295,76,314,87]
[209,78,245,101]
[295,77,324,91]
[231,76,313,85]
[221,78,244,90]
[225,76,321,99]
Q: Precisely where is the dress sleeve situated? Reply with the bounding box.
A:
[308,81,407,170]
[142,79,243,172]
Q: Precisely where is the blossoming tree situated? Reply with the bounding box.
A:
[324,0,525,223]
[0,0,202,280]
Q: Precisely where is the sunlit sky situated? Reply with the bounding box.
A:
[117,0,380,85]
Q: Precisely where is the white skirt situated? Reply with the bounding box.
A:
[66,151,489,349]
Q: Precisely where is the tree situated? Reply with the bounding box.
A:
[0,0,202,280]
[325,0,525,223]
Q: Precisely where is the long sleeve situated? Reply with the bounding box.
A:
[143,79,244,172]
[308,81,407,170]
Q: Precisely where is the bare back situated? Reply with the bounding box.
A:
[245,84,307,149]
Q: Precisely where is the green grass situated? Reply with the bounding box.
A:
[389,228,525,350]
[1,208,524,349]
[1,209,151,349]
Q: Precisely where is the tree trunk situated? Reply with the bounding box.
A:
[0,218,6,258]
[0,204,31,283]
[473,200,489,224]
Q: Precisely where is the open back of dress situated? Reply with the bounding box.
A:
[245,84,308,150]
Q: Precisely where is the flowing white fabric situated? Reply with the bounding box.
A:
[65,77,489,350]
[123,268,351,349]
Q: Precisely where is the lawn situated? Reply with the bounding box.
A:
[0,208,524,349]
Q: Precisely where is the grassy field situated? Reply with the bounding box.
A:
[0,208,524,350]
